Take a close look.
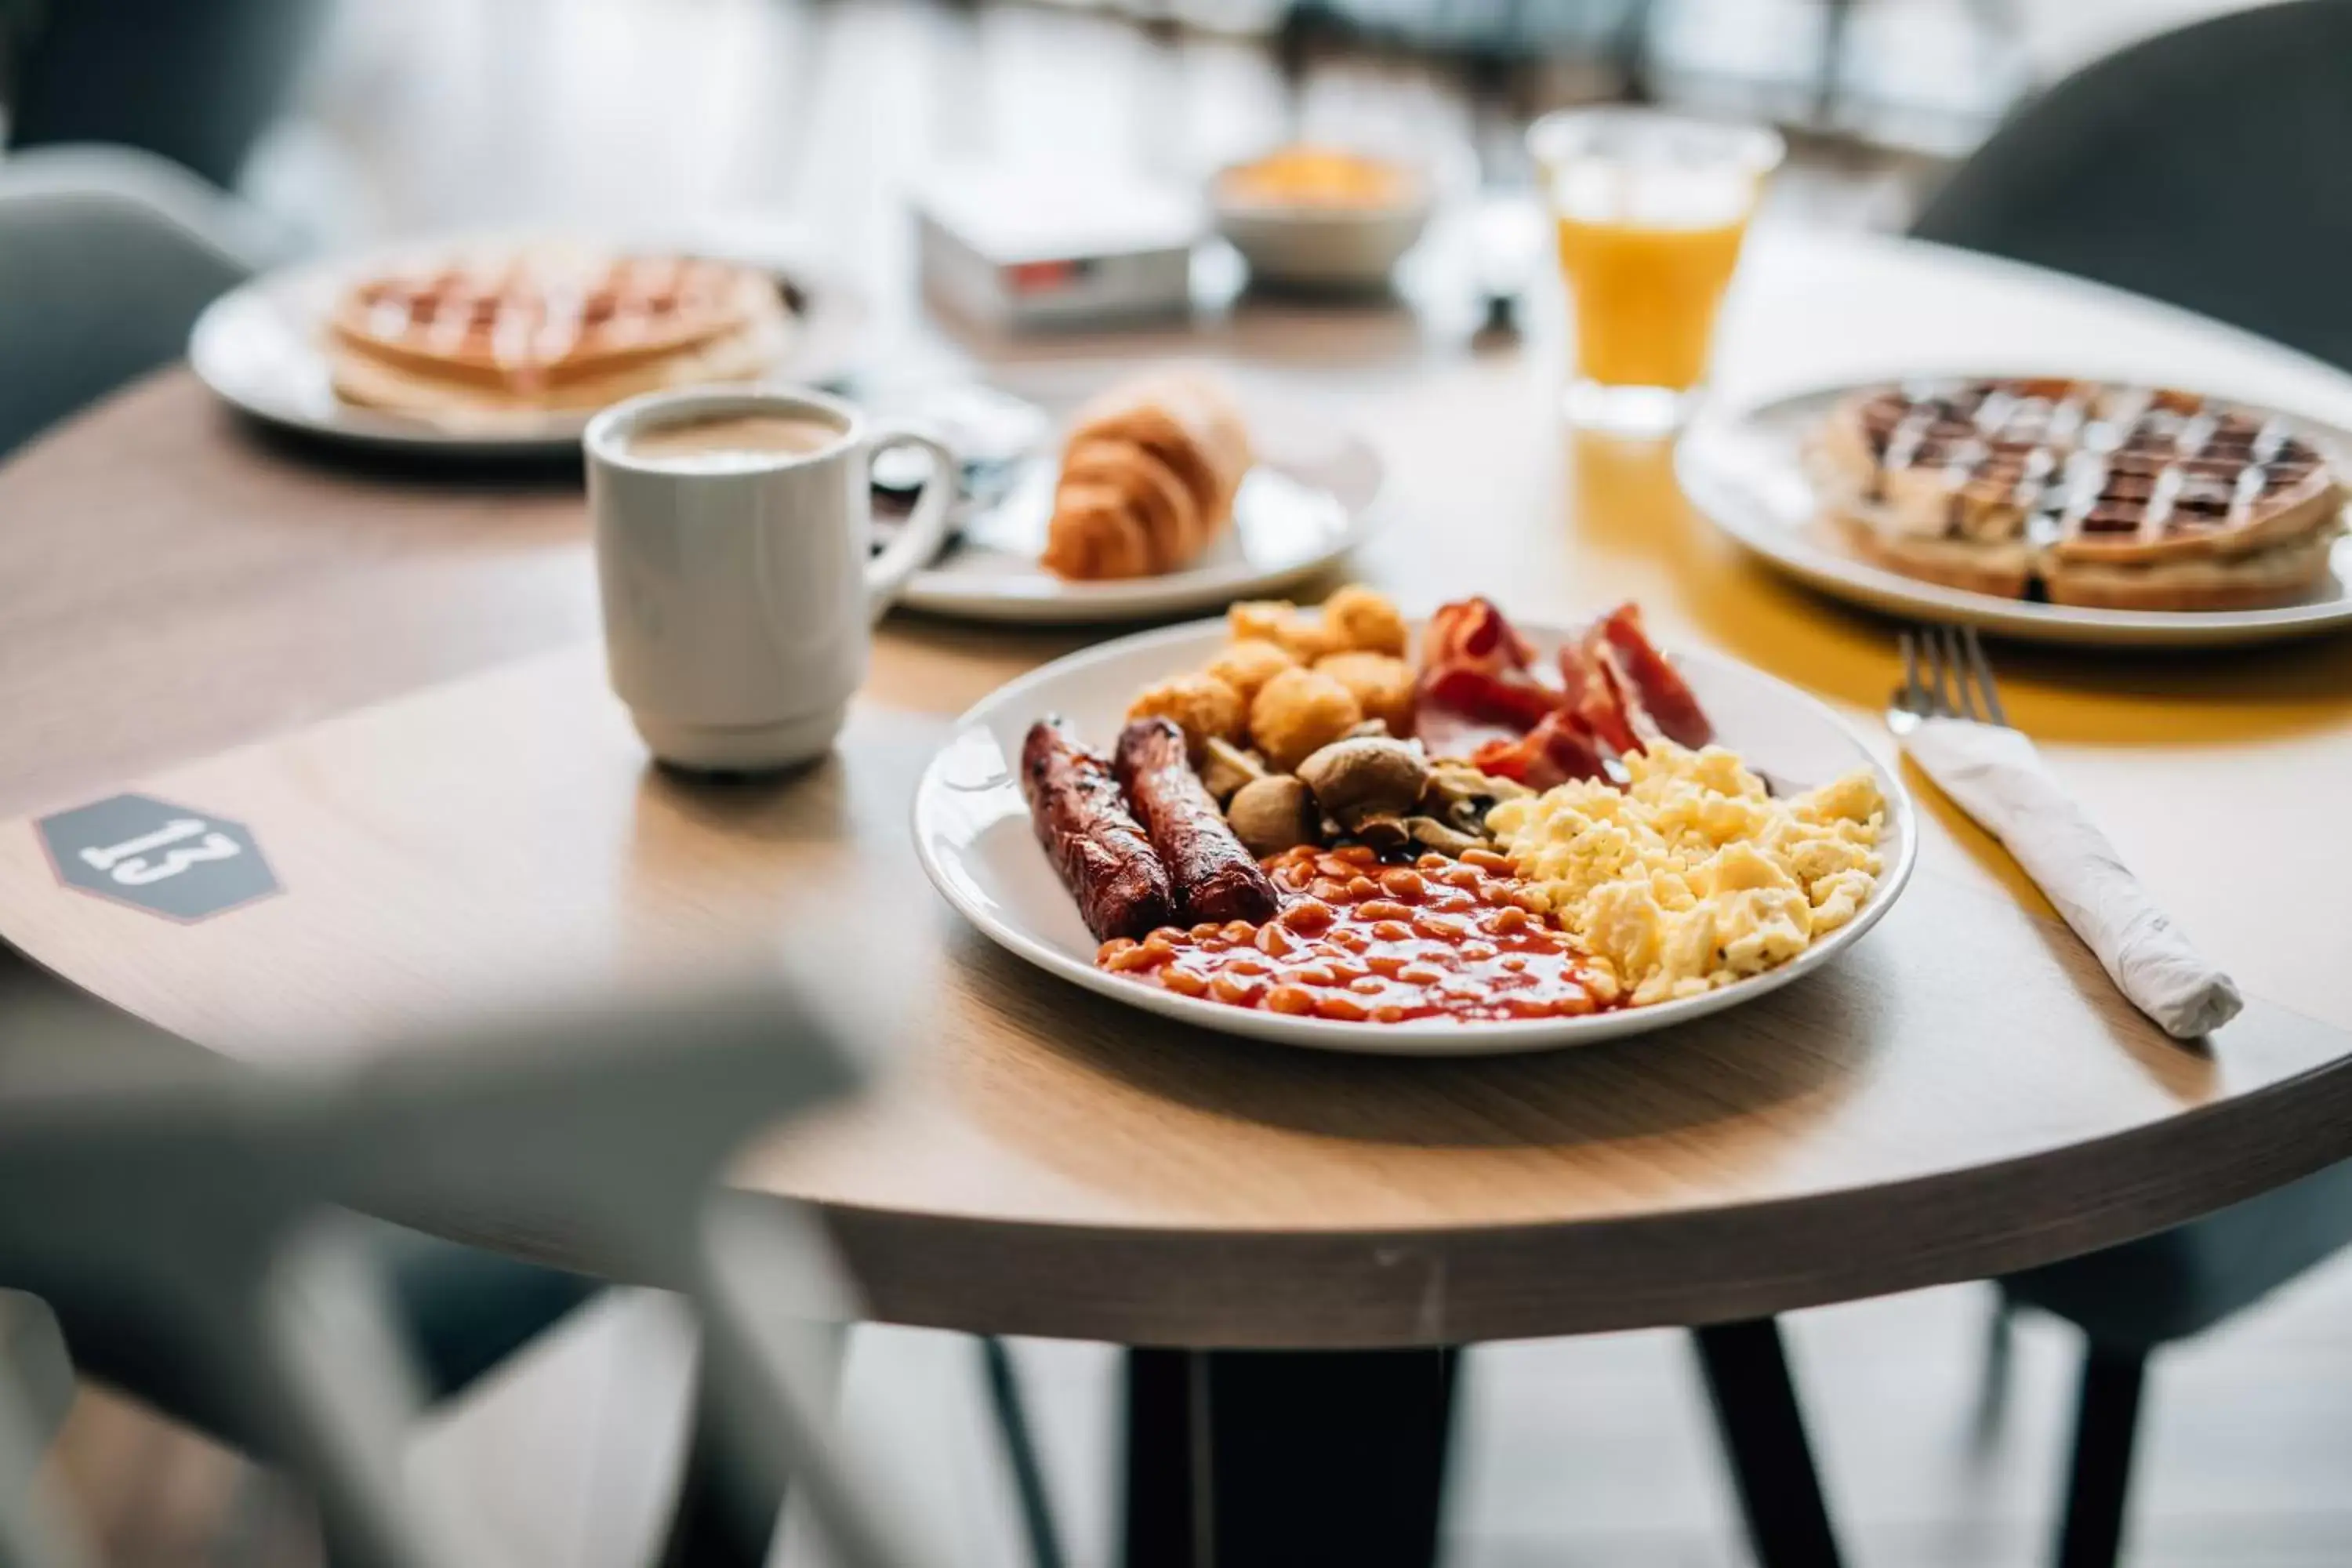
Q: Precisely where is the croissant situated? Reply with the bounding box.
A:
[1041,372,1254,580]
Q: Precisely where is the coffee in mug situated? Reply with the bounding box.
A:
[622,412,846,470]
[584,387,956,771]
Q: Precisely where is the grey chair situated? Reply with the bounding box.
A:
[1911,0,2352,374]
[0,1290,83,1568]
[1998,1160,2352,1568]
[0,149,612,1519]
[1911,6,2352,1563]
[0,979,932,1568]
[0,143,279,454]
[2,0,324,191]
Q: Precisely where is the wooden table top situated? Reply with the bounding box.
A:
[6,228,2352,1347]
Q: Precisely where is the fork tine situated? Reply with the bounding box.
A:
[1911,626,1940,717]
[1900,630,1926,714]
[1961,626,2009,727]
[1937,626,1976,720]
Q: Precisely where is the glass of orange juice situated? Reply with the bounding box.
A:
[1527,108,1783,434]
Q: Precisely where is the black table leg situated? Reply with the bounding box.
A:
[2056,1345,2147,1568]
[1124,1347,1457,1568]
[1693,1319,1846,1568]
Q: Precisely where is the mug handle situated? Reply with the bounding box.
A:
[863,425,957,623]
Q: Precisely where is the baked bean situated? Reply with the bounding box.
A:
[1378,868,1428,902]
[1279,898,1336,935]
[1159,966,1208,997]
[1099,843,1619,1025]
[1266,985,1316,1015]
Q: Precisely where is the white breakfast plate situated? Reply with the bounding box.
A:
[897,396,1382,624]
[189,223,870,456]
[1679,379,2352,648]
[912,615,1918,1057]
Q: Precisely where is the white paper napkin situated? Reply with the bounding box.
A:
[1900,716,2242,1040]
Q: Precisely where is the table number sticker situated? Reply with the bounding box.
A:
[36,794,278,922]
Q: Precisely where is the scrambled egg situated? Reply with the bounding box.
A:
[1485,743,1886,1006]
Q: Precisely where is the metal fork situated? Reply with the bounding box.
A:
[1889,622,2009,733]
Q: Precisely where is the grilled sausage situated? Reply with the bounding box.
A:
[1020,717,1178,943]
[1113,717,1282,924]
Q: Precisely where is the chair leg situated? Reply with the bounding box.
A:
[659,1358,780,1568]
[981,1338,1068,1568]
[1975,1287,2016,1447]
[1692,1318,1846,1568]
[2056,1345,2147,1568]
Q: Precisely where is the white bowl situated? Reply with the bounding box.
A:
[1212,166,1433,290]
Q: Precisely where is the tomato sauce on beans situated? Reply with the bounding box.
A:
[1095,846,1622,1024]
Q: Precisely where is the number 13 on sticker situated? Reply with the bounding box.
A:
[78,818,241,886]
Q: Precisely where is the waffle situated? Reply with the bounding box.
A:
[1815,378,2345,611]
[326,246,794,426]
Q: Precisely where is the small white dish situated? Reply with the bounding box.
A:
[912,615,1917,1058]
[190,223,870,457]
[1679,379,2352,648]
[897,395,1382,624]
[1211,155,1432,291]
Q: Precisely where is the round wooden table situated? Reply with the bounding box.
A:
[6,228,2352,1563]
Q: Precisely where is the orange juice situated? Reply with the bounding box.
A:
[1529,110,1781,416]
[1555,209,1751,390]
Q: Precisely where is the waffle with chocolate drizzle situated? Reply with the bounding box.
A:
[1814,377,2344,610]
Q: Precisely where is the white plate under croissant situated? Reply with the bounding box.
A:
[898,379,1382,625]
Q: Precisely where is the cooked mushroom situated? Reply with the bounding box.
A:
[1200,736,1269,803]
[1421,762,1534,834]
[1295,735,1431,826]
[1351,813,1414,854]
[1225,775,1319,858]
[1402,815,1488,855]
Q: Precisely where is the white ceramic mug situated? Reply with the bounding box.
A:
[585,387,955,771]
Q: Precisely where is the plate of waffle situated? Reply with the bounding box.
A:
[893,367,1381,623]
[191,231,868,452]
[1679,376,2352,646]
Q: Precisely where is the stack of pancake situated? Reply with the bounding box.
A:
[1815,377,2345,611]
[1041,372,1254,580]
[326,245,794,426]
